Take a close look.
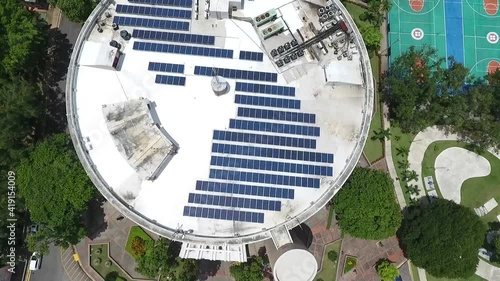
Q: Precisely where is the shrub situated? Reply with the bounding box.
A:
[327,250,338,262]
[376,261,399,281]
[104,260,112,267]
[94,248,102,254]
[93,258,102,266]
[131,236,146,257]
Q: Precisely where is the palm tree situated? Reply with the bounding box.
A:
[403,170,418,182]
[398,159,409,170]
[406,184,420,196]
[371,128,392,142]
[396,146,410,157]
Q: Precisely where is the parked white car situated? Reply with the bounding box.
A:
[29,252,42,271]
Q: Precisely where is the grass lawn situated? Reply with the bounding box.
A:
[426,273,486,281]
[389,126,415,204]
[344,2,384,163]
[343,256,357,274]
[90,244,130,281]
[410,263,421,281]
[421,140,500,222]
[125,226,154,259]
[315,240,341,281]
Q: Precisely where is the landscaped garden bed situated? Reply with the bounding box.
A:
[343,255,357,274]
[315,240,341,281]
[89,243,130,281]
[125,226,154,259]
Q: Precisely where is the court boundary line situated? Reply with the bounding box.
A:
[392,0,442,15]
[470,57,500,74]
[465,0,500,18]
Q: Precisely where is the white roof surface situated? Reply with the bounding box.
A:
[71,0,371,241]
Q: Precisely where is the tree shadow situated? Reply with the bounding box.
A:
[35,27,74,138]
[197,260,221,280]
[84,196,108,240]
[290,223,314,249]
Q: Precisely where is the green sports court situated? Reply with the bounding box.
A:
[388,0,500,78]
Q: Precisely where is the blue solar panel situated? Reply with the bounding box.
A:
[133,42,233,58]
[132,30,215,45]
[188,193,282,211]
[183,206,264,223]
[235,82,295,96]
[239,51,264,62]
[209,169,320,188]
[211,143,333,163]
[155,74,186,85]
[229,119,320,136]
[196,181,295,199]
[148,62,185,73]
[234,95,300,109]
[213,130,316,148]
[116,4,192,19]
[237,107,315,124]
[113,16,189,31]
[210,156,333,176]
[129,0,193,8]
[194,66,277,82]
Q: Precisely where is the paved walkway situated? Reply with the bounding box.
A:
[75,201,158,281]
[337,235,406,281]
[304,206,342,268]
[61,247,92,281]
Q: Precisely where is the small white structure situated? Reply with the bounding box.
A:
[179,242,247,262]
[324,60,363,86]
[424,176,435,191]
[475,198,498,217]
[79,41,121,69]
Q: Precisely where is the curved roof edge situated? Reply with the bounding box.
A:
[66,0,374,245]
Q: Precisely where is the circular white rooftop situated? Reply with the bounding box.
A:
[67,0,373,244]
[274,249,318,281]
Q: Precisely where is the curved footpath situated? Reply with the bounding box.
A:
[403,126,500,280]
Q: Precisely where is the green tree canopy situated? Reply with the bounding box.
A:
[50,0,96,23]
[376,260,399,281]
[333,168,402,239]
[229,256,265,281]
[398,199,485,279]
[0,0,48,78]
[381,46,500,151]
[17,133,95,252]
[359,25,382,56]
[136,238,199,281]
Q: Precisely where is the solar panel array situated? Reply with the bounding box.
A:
[211,143,333,163]
[196,181,295,199]
[183,206,264,223]
[235,82,295,96]
[188,193,282,211]
[132,30,215,45]
[148,62,184,73]
[116,2,335,225]
[116,4,192,19]
[133,42,233,58]
[239,51,264,61]
[129,0,193,8]
[113,16,189,31]
[229,119,320,136]
[155,74,186,85]
[194,66,277,82]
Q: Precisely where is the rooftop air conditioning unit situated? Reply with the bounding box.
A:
[254,8,277,27]
[261,20,285,40]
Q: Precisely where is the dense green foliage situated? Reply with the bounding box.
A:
[18,134,95,253]
[135,238,199,281]
[360,0,391,27]
[398,199,485,278]
[333,168,402,239]
[0,0,48,78]
[376,261,399,281]
[327,250,338,262]
[229,256,265,281]
[359,25,381,56]
[382,46,500,151]
[49,0,96,23]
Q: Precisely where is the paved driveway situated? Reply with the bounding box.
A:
[29,244,70,281]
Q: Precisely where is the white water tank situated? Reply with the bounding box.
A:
[211,76,229,96]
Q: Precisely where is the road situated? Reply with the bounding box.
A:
[28,16,83,281]
[29,244,70,281]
